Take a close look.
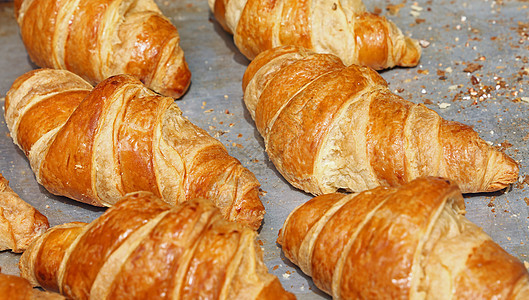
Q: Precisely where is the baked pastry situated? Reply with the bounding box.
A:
[278,177,529,299]
[14,0,191,98]
[242,46,519,194]
[0,270,64,300]
[0,173,49,253]
[209,0,421,69]
[19,192,296,299]
[5,69,264,230]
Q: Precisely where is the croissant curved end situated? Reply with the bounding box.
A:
[398,36,422,67]
[484,152,519,193]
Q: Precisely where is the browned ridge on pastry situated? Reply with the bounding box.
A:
[5,69,264,230]
[0,270,64,300]
[278,177,529,299]
[242,46,519,194]
[14,0,191,98]
[19,192,296,300]
[209,0,421,70]
[0,173,49,253]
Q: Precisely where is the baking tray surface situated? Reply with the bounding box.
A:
[0,0,528,298]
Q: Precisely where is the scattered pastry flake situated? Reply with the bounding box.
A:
[231,142,243,149]
[282,273,291,279]
[386,3,405,15]
[259,188,267,197]
[463,63,483,73]
[373,6,382,15]
[417,69,429,75]
[273,265,279,271]
[438,103,451,109]
[524,198,529,206]
[257,239,264,246]
[423,99,433,105]
[204,109,214,113]
[487,196,496,208]
[521,97,529,103]
[419,40,430,48]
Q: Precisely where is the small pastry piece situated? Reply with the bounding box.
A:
[243,46,518,194]
[278,177,529,299]
[0,270,64,300]
[14,0,191,98]
[0,173,49,253]
[5,69,264,230]
[19,192,296,299]
[209,0,421,69]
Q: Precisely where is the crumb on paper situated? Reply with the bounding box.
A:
[259,188,267,197]
[386,3,405,15]
[438,103,451,109]
[448,85,458,91]
[521,97,529,103]
[463,63,483,73]
[282,273,290,279]
[419,40,430,48]
[204,109,214,113]
[273,265,279,271]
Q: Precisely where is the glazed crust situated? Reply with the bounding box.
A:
[0,173,49,253]
[243,46,519,194]
[14,0,190,98]
[0,271,64,300]
[209,0,421,69]
[5,69,264,230]
[278,177,529,299]
[19,193,295,300]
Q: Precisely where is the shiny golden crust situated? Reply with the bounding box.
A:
[209,0,421,69]
[5,69,264,230]
[14,0,190,98]
[278,177,529,299]
[0,271,64,300]
[0,173,49,253]
[19,193,295,299]
[243,46,519,194]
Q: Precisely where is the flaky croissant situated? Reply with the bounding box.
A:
[5,69,264,230]
[278,177,529,299]
[242,46,518,194]
[0,270,64,300]
[209,0,421,70]
[19,192,295,299]
[14,0,190,98]
[0,173,49,253]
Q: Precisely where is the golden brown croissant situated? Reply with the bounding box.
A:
[19,192,295,299]
[0,270,64,300]
[242,46,518,194]
[278,177,529,299]
[0,173,49,253]
[209,0,421,70]
[5,69,264,230]
[14,0,191,98]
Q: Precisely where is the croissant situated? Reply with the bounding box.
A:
[19,192,295,299]
[209,0,421,70]
[0,270,64,300]
[14,0,191,98]
[0,173,49,253]
[5,69,264,230]
[278,177,529,299]
[242,46,519,194]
